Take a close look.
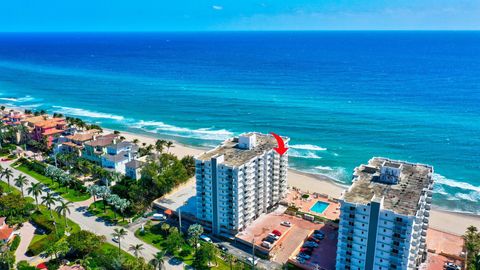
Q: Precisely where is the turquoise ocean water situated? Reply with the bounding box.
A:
[0,32,478,214]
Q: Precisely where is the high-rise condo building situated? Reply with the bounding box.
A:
[195,132,289,236]
[336,158,434,270]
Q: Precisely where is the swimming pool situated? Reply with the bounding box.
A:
[310,201,330,214]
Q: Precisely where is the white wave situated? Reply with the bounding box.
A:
[314,166,334,171]
[433,185,448,196]
[454,192,480,203]
[288,149,322,159]
[52,106,125,121]
[0,95,34,103]
[133,120,233,141]
[290,144,327,151]
[433,173,480,193]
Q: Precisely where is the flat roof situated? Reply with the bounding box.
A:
[342,157,433,216]
[196,132,289,167]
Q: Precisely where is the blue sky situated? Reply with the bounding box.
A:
[1,0,479,31]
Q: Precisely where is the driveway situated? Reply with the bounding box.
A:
[14,222,36,263]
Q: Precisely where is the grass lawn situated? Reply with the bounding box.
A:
[88,200,132,226]
[101,242,135,260]
[135,224,248,270]
[15,164,90,202]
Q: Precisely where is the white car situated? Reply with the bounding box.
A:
[246,257,259,266]
[200,235,212,243]
[280,221,292,227]
[152,213,166,221]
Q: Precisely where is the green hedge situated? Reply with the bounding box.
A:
[27,233,58,256]
[10,235,21,251]
[30,211,55,234]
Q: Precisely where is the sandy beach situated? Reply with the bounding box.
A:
[107,128,480,236]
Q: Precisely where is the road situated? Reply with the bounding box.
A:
[1,159,185,269]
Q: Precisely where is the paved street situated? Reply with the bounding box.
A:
[1,159,185,269]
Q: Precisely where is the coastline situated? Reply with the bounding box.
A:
[105,127,480,236]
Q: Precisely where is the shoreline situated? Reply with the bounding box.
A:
[104,127,479,236]
[2,105,478,236]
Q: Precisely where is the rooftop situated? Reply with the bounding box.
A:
[196,132,289,167]
[66,132,96,142]
[125,159,145,169]
[342,157,433,216]
[85,134,118,147]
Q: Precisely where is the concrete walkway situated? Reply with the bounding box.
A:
[1,159,185,269]
[14,222,36,263]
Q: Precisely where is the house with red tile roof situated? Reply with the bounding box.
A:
[32,118,67,147]
[0,217,14,244]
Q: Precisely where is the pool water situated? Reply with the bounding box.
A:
[310,201,330,214]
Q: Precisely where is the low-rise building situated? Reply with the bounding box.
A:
[0,217,14,244]
[54,130,100,156]
[101,141,138,174]
[82,134,119,164]
[32,118,67,147]
[125,159,145,180]
[336,157,434,270]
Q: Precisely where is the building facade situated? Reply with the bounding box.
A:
[195,133,289,236]
[336,158,434,270]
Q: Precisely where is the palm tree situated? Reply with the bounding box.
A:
[129,244,144,258]
[2,167,13,192]
[42,192,59,218]
[27,182,44,210]
[132,139,140,145]
[155,140,165,154]
[149,251,166,270]
[14,175,29,197]
[55,201,73,230]
[166,141,174,153]
[112,228,128,256]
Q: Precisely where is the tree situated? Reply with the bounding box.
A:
[115,198,130,222]
[133,139,140,145]
[155,140,165,154]
[149,251,166,270]
[1,167,13,192]
[14,175,29,197]
[27,182,44,210]
[0,193,34,225]
[195,242,218,268]
[166,141,174,153]
[129,244,144,258]
[42,192,59,218]
[225,253,236,270]
[180,155,195,176]
[67,230,105,258]
[188,224,204,255]
[112,228,128,256]
[463,225,480,270]
[0,248,14,270]
[161,223,171,236]
[96,185,111,213]
[165,228,184,255]
[55,200,73,229]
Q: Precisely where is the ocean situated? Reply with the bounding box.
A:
[0,32,479,214]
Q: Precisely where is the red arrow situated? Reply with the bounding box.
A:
[270,132,288,156]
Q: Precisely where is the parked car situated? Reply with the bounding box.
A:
[303,242,319,248]
[314,230,324,236]
[217,244,228,252]
[297,253,311,260]
[152,213,167,221]
[268,233,280,240]
[301,249,313,255]
[200,235,212,243]
[280,221,292,227]
[264,237,275,244]
[261,241,272,249]
[246,257,259,266]
[272,230,282,237]
[308,237,320,243]
[300,247,313,252]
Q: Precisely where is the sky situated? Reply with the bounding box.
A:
[1,0,480,32]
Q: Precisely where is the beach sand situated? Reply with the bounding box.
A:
[109,128,480,236]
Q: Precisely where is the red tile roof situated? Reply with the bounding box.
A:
[0,225,14,241]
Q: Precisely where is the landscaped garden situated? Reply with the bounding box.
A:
[88,200,134,226]
[135,222,250,270]
[13,159,90,202]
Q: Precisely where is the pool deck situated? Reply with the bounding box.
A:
[285,188,340,221]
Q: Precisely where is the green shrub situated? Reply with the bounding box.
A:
[17,261,36,270]
[30,211,54,234]
[27,233,58,256]
[9,235,21,251]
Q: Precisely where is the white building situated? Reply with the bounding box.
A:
[336,158,434,270]
[195,132,289,236]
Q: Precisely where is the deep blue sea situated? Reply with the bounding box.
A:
[0,32,479,214]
